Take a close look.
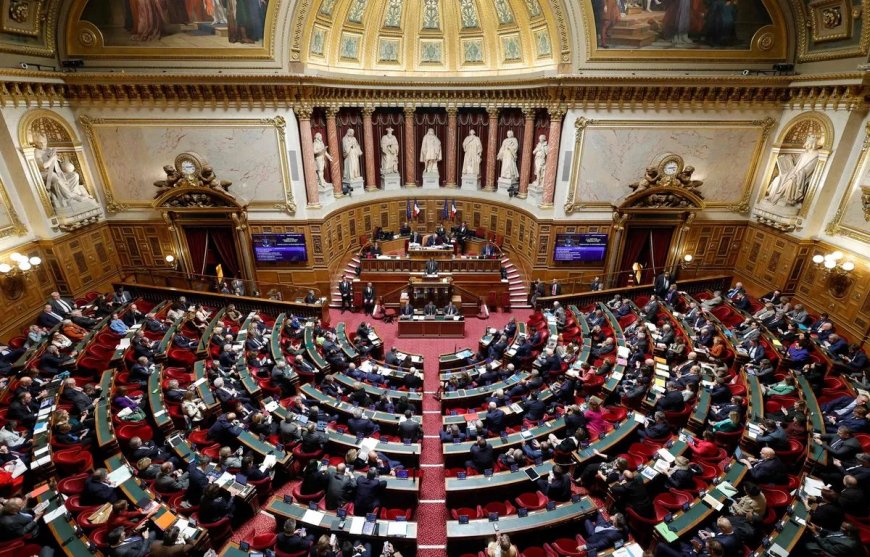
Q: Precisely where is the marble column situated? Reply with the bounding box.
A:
[518,108,536,200]
[403,106,417,188]
[325,107,343,198]
[484,106,499,191]
[362,106,377,191]
[540,107,564,208]
[445,107,458,188]
[296,106,320,208]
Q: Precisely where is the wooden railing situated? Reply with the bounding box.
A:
[119,268,322,302]
[537,274,733,308]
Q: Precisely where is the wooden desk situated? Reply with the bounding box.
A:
[446,497,597,540]
[397,317,465,338]
[797,375,828,466]
[439,348,479,371]
[336,323,360,362]
[441,372,527,405]
[299,383,422,433]
[196,307,226,357]
[38,489,101,556]
[193,360,220,415]
[156,315,184,359]
[147,365,174,434]
[759,498,809,556]
[443,417,565,458]
[304,326,330,371]
[95,369,118,453]
[266,498,418,542]
[332,372,423,405]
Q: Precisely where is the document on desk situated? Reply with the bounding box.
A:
[718,481,738,498]
[613,543,645,557]
[656,448,676,463]
[107,466,133,486]
[302,509,325,526]
[768,544,790,557]
[654,522,678,542]
[803,477,825,498]
[348,516,365,535]
[702,493,724,511]
[387,521,408,537]
[44,504,68,524]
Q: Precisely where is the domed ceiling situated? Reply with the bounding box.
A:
[296,0,568,75]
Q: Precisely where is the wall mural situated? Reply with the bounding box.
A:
[585,0,785,60]
[70,0,272,53]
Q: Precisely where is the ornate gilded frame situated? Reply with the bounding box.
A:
[564,117,775,215]
[0,175,26,239]
[64,0,279,60]
[0,0,58,57]
[754,111,835,221]
[78,115,296,215]
[791,0,870,62]
[580,0,788,62]
[826,121,870,243]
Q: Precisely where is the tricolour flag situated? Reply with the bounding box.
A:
[450,199,457,219]
[412,199,421,218]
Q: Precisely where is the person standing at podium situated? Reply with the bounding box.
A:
[444,301,459,316]
[409,230,423,245]
[362,282,375,315]
[435,223,449,244]
[425,258,439,275]
[456,221,470,254]
[424,300,438,316]
[400,301,414,317]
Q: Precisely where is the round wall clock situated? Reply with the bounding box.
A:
[174,152,207,179]
[657,154,684,177]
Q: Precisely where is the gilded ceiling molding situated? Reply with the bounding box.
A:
[0,0,60,57]
[790,0,870,63]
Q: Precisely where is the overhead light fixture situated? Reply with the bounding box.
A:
[812,249,856,299]
[0,253,42,276]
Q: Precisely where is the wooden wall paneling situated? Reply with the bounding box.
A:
[42,223,121,296]
[0,242,57,341]
[682,222,747,271]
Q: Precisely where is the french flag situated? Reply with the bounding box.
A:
[412,199,421,218]
[450,199,457,219]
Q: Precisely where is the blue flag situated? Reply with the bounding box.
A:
[406,199,411,220]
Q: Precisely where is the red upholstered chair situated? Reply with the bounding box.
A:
[291,445,324,468]
[167,493,198,516]
[251,533,278,551]
[618,453,644,470]
[520,547,550,557]
[380,507,412,520]
[117,423,154,445]
[0,541,44,557]
[602,406,627,423]
[482,500,516,517]
[65,495,101,514]
[192,515,232,550]
[55,447,94,475]
[761,489,790,509]
[88,528,112,551]
[168,348,197,368]
[714,429,744,451]
[57,472,89,496]
[775,439,805,467]
[276,550,308,557]
[627,442,657,460]
[76,511,104,531]
[291,484,323,503]
[450,506,483,520]
[514,491,550,511]
[188,429,212,447]
[626,507,660,547]
[547,535,587,556]
[248,476,273,505]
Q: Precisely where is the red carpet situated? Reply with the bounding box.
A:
[334,308,530,557]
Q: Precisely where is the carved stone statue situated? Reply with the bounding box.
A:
[629,167,659,192]
[380,127,399,175]
[312,132,332,188]
[342,129,363,181]
[33,133,64,199]
[531,134,548,188]
[765,134,820,207]
[462,130,483,178]
[33,134,98,211]
[497,130,519,181]
[420,128,442,175]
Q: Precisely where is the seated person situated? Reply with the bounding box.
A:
[739,447,788,485]
[581,512,626,553]
[82,468,120,506]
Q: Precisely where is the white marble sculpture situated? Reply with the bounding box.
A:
[497,130,519,181]
[420,128,442,176]
[342,129,363,180]
[531,134,548,188]
[34,134,98,211]
[462,130,483,178]
[312,132,333,188]
[765,134,820,207]
[381,128,400,175]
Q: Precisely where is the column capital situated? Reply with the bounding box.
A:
[547,105,567,121]
[325,106,339,118]
[361,106,375,117]
[446,106,459,116]
[522,107,538,120]
[403,106,416,117]
[486,105,500,118]
[296,104,313,120]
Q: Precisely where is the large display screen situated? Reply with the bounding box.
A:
[253,234,307,263]
[553,233,608,262]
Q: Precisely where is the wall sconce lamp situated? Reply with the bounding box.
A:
[0,252,42,276]
[164,254,177,270]
[680,254,695,269]
[811,251,855,299]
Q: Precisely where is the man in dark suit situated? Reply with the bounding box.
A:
[398,410,421,442]
[325,463,356,510]
[122,304,144,327]
[399,301,414,317]
[48,292,75,317]
[456,222,470,253]
[7,392,38,428]
[424,301,438,316]
[81,469,120,505]
[409,230,423,245]
[37,304,64,328]
[61,377,97,415]
[654,271,672,298]
[537,464,572,502]
[610,470,655,518]
[816,426,862,468]
[467,436,495,472]
[207,412,242,446]
[484,402,507,435]
[444,301,459,316]
[353,469,386,516]
[339,278,353,312]
[385,347,402,367]
[740,447,788,485]
[0,497,43,541]
[425,258,439,275]
[129,356,154,385]
[362,283,375,315]
[185,456,211,505]
[348,408,379,437]
[655,382,685,413]
[522,391,548,422]
[550,279,562,297]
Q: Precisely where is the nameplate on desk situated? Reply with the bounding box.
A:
[702,493,723,511]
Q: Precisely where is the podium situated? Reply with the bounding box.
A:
[409,276,453,308]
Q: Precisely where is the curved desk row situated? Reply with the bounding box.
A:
[299,383,422,431]
[443,416,566,457]
[446,496,597,540]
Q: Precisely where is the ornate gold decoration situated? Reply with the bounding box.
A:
[153,152,233,197]
[0,176,27,239]
[563,116,593,215]
[1,0,43,37]
[861,185,870,221]
[621,160,705,211]
[792,0,870,62]
[825,121,870,242]
[611,210,629,231]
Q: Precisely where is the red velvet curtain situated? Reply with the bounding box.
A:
[208,227,240,277]
[184,228,209,275]
[618,226,675,286]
